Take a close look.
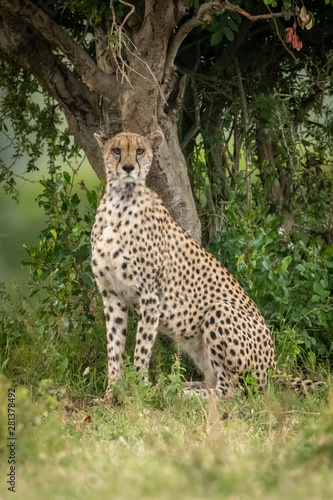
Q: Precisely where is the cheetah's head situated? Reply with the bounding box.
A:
[94,131,164,185]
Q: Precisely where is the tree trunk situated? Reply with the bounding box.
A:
[256,135,293,212]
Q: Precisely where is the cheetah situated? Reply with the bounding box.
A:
[91,131,320,399]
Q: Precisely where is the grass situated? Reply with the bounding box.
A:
[0,372,332,500]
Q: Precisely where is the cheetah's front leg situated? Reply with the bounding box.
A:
[100,290,128,398]
[134,290,161,378]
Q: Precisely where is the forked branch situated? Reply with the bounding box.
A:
[0,0,121,102]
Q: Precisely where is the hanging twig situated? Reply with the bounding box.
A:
[108,1,166,103]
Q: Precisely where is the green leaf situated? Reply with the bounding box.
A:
[280,256,291,273]
[211,30,224,46]
[72,223,83,236]
[223,27,234,42]
[282,8,292,21]
[63,171,71,183]
[81,273,93,289]
[262,259,271,271]
[1,358,9,370]
[69,268,76,281]
[228,19,239,32]
[71,193,80,207]
[321,245,333,258]
[313,282,324,295]
[79,244,90,261]
[50,229,57,240]
[23,244,30,254]
[87,190,97,206]
[263,0,273,5]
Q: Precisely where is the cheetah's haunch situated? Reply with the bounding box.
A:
[91,131,320,399]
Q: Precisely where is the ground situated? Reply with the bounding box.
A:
[0,374,332,500]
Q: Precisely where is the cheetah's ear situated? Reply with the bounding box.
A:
[94,133,109,149]
[148,131,164,151]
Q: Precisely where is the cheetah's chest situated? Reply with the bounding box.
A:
[91,199,146,305]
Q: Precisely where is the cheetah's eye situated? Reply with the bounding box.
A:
[136,148,145,156]
[111,148,121,156]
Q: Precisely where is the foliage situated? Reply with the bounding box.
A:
[179,0,333,378]
[0,170,106,394]
[207,176,333,370]
[0,52,79,198]
[21,169,101,316]
[180,0,333,226]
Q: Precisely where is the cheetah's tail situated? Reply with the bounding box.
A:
[275,369,327,392]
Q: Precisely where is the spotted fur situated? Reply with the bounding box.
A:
[91,131,322,399]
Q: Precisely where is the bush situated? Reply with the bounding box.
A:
[208,178,333,370]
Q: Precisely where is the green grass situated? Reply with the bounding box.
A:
[0,373,332,500]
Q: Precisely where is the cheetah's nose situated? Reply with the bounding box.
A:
[122,164,135,174]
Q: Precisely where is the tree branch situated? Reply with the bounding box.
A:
[164,0,284,79]
[0,0,122,102]
[0,9,106,178]
[226,1,284,22]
